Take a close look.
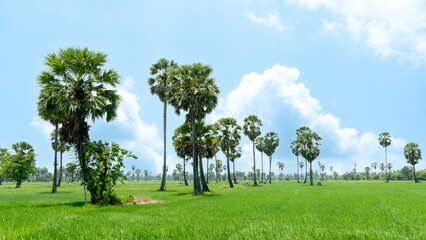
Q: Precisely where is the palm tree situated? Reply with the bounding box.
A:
[56,136,70,187]
[299,161,305,180]
[134,169,140,182]
[168,63,220,195]
[290,139,302,183]
[329,166,333,181]
[173,122,214,191]
[131,165,136,181]
[365,166,371,180]
[37,47,121,204]
[277,162,284,181]
[296,127,310,184]
[217,117,242,188]
[386,163,393,181]
[263,132,280,183]
[379,163,385,178]
[404,143,422,183]
[230,147,242,184]
[243,115,262,186]
[37,84,63,193]
[148,58,178,191]
[255,137,265,183]
[298,127,321,186]
[371,162,378,179]
[378,132,392,183]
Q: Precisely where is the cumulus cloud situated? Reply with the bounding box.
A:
[213,64,406,173]
[114,79,178,173]
[246,11,284,31]
[286,0,426,63]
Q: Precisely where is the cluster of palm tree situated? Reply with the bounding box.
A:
[148,58,219,195]
[290,126,322,186]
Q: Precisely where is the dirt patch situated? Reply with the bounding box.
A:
[316,182,322,186]
[125,196,165,205]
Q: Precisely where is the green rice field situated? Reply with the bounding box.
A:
[0,181,425,239]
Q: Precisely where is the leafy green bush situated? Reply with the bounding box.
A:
[84,141,137,205]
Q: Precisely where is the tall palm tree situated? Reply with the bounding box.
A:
[148,58,178,191]
[243,115,262,186]
[378,132,392,183]
[37,87,62,193]
[263,132,280,183]
[172,124,192,186]
[255,137,265,183]
[299,161,305,180]
[277,162,284,181]
[371,162,378,179]
[290,139,302,183]
[37,47,121,204]
[217,117,242,188]
[230,147,242,184]
[50,130,71,187]
[168,63,220,195]
[296,127,310,184]
[404,143,422,183]
[298,127,321,186]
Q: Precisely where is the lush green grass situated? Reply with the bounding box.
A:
[0,180,425,239]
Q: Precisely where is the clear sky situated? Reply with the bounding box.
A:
[1,0,425,176]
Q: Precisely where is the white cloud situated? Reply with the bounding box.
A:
[246,11,284,31]
[286,0,426,63]
[114,83,178,173]
[30,117,54,139]
[213,64,407,173]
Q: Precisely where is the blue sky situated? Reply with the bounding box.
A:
[1,0,425,175]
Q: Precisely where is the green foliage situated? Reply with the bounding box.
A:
[404,142,421,166]
[168,63,220,121]
[242,115,262,141]
[147,58,178,102]
[0,142,36,188]
[297,127,321,163]
[263,132,280,157]
[378,132,392,148]
[83,141,137,205]
[216,118,242,157]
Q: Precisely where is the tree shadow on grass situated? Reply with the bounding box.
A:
[36,191,74,194]
[37,201,86,208]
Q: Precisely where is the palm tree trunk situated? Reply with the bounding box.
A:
[261,151,263,183]
[16,181,21,188]
[215,154,218,183]
[309,161,314,186]
[252,140,257,186]
[52,122,58,193]
[227,140,234,188]
[183,158,188,186]
[296,155,300,183]
[269,155,272,183]
[385,147,388,183]
[192,111,203,195]
[413,164,418,183]
[304,159,307,184]
[233,160,237,184]
[159,101,167,191]
[58,151,63,187]
[199,153,210,192]
[206,158,209,183]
